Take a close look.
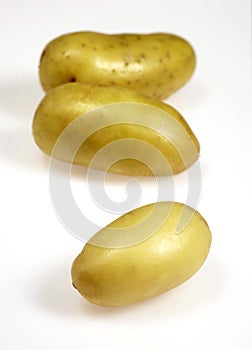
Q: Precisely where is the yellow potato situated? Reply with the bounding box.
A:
[39,31,196,99]
[71,201,211,306]
[32,82,200,176]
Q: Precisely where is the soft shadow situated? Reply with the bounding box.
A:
[0,78,43,120]
[81,256,227,321]
[29,254,87,318]
[0,127,49,173]
[167,80,209,110]
[71,164,162,186]
[0,124,175,184]
[32,254,227,321]
[0,77,47,172]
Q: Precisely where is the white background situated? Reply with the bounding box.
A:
[0,0,251,349]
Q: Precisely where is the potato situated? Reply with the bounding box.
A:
[39,31,196,99]
[71,201,211,306]
[32,82,200,176]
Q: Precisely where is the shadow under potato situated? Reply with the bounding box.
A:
[0,77,206,121]
[0,77,43,120]
[30,254,226,321]
[0,77,48,171]
[0,127,49,173]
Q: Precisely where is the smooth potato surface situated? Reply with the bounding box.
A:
[39,31,196,99]
[32,82,200,176]
[71,202,211,306]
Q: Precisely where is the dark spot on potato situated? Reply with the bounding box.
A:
[159,58,163,63]
[110,81,115,85]
[157,83,162,87]
[140,54,146,59]
[112,69,116,73]
[136,36,141,40]
[41,49,46,59]
[124,62,129,67]
[50,58,54,62]
[145,82,149,86]
[153,46,157,50]
[62,51,66,55]
[93,47,97,51]
[135,79,140,83]
[136,59,141,64]
[70,77,76,82]
[127,81,131,85]
[109,44,114,48]
[81,43,86,47]
[166,51,170,58]
[66,55,70,59]
[169,73,174,78]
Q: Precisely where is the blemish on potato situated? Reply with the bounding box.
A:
[41,49,46,59]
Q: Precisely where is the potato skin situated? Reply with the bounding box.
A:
[71,202,211,306]
[39,31,196,99]
[32,82,200,176]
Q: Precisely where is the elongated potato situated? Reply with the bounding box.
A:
[39,31,196,99]
[71,202,211,306]
[32,82,199,176]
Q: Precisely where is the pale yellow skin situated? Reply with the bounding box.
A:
[32,82,200,176]
[71,202,211,306]
[39,31,196,99]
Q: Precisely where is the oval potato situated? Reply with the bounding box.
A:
[71,202,212,306]
[39,31,196,99]
[32,82,200,176]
